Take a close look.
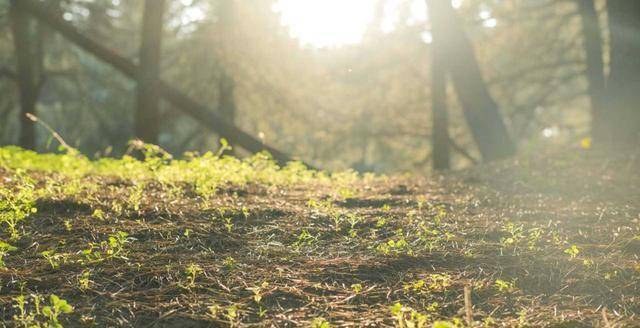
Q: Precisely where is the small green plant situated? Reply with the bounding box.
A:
[224,217,234,233]
[80,231,132,264]
[376,237,410,256]
[527,227,544,251]
[184,263,203,288]
[248,281,269,303]
[293,229,317,250]
[0,174,38,240]
[106,231,131,258]
[351,283,363,294]
[63,220,72,232]
[500,222,524,252]
[494,279,517,293]
[433,321,462,328]
[77,270,92,291]
[425,302,439,313]
[222,256,236,269]
[43,294,74,327]
[389,302,428,328]
[0,240,17,268]
[12,294,38,327]
[426,274,452,291]
[310,317,331,328]
[127,181,145,212]
[41,250,67,269]
[564,245,580,259]
[91,209,105,221]
[337,187,356,200]
[13,294,73,328]
[403,279,425,292]
[225,305,238,322]
[208,303,221,318]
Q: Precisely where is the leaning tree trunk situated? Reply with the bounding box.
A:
[427,0,516,161]
[578,0,607,145]
[10,0,37,150]
[135,0,166,145]
[429,18,450,170]
[218,71,237,155]
[603,0,640,147]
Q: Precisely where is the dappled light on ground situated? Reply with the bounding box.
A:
[1,147,638,326]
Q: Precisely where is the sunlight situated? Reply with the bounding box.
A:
[273,0,430,48]
[273,0,376,48]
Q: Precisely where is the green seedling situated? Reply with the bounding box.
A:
[0,240,17,268]
[248,281,269,303]
[351,283,363,294]
[564,245,580,259]
[77,270,92,291]
[495,279,517,293]
[184,263,203,288]
[13,294,73,328]
[0,174,38,240]
[43,294,74,327]
[389,302,428,328]
[41,250,67,269]
[310,317,331,328]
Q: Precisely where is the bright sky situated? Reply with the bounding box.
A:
[273,0,477,48]
[272,0,379,48]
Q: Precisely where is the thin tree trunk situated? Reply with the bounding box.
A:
[10,0,37,150]
[604,0,640,147]
[218,73,236,124]
[218,71,237,155]
[430,33,450,170]
[428,0,516,161]
[578,0,606,144]
[135,0,166,144]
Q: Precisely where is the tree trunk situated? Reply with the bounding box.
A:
[603,0,640,147]
[578,0,607,144]
[10,0,37,150]
[427,0,516,161]
[135,0,166,145]
[430,27,450,170]
[218,71,237,155]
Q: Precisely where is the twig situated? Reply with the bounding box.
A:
[602,307,612,328]
[25,112,76,153]
[464,286,473,327]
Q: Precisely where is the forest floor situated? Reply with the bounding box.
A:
[0,146,639,327]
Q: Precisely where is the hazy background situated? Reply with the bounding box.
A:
[0,0,603,172]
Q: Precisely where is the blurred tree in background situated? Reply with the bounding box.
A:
[0,0,636,172]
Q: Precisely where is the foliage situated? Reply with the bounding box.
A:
[12,294,73,328]
[0,171,38,240]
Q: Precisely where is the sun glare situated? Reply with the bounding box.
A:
[273,0,376,48]
[273,0,472,48]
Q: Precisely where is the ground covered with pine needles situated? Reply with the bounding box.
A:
[0,145,639,327]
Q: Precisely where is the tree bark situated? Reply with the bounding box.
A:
[218,71,237,155]
[10,0,37,150]
[427,0,516,161]
[577,0,606,144]
[603,0,640,147]
[430,31,450,170]
[135,0,166,144]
